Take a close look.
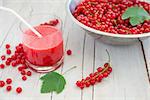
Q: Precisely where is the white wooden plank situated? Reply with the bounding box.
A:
[82,34,95,100]
[52,22,85,100]
[141,39,150,79]
[93,41,150,100]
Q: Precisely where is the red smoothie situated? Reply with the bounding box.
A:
[23,25,63,67]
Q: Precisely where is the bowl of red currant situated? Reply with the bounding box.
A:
[67,0,150,45]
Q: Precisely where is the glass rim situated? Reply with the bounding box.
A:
[22,25,62,38]
[19,13,63,37]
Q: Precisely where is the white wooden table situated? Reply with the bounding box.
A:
[0,0,150,100]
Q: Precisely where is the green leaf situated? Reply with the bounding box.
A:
[122,6,150,19]
[122,6,150,26]
[145,16,150,20]
[122,6,138,20]
[130,16,144,26]
[40,72,66,94]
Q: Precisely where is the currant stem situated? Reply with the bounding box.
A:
[63,66,77,75]
[106,49,110,63]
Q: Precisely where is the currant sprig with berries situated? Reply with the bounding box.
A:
[76,50,112,89]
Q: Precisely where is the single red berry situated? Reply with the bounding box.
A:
[6,78,12,84]
[22,76,27,81]
[1,55,6,60]
[79,85,84,89]
[96,76,102,82]
[7,58,12,62]
[11,55,17,60]
[85,77,90,81]
[6,44,10,49]
[11,62,17,67]
[98,74,104,79]
[20,59,25,64]
[90,79,96,85]
[85,82,90,87]
[89,73,94,78]
[18,67,23,71]
[22,65,28,69]
[108,67,112,72]
[19,43,23,47]
[6,49,11,55]
[21,70,26,75]
[76,81,82,87]
[107,70,111,75]
[0,64,5,69]
[103,72,108,78]
[0,81,5,87]
[97,67,103,72]
[16,59,21,64]
[67,50,72,55]
[94,72,98,76]
[6,86,12,91]
[104,63,109,68]
[16,87,22,94]
[26,71,32,76]
[49,19,59,26]
[5,60,10,66]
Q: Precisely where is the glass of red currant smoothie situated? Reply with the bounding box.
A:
[20,13,64,73]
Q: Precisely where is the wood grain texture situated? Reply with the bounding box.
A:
[0,0,150,100]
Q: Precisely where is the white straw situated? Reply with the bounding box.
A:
[0,7,42,38]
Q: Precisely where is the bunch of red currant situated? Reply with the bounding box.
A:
[76,50,112,89]
[73,0,150,34]
[76,63,112,89]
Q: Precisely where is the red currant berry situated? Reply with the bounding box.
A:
[96,76,102,82]
[90,79,96,85]
[104,63,109,68]
[89,73,94,77]
[11,62,17,67]
[26,71,32,76]
[85,82,90,87]
[5,60,10,66]
[6,49,11,55]
[0,64,5,69]
[6,86,12,91]
[1,55,6,60]
[19,43,23,47]
[67,50,72,55]
[20,59,25,64]
[22,76,27,81]
[16,87,22,94]
[21,70,26,75]
[103,72,108,78]
[18,67,23,71]
[6,78,12,84]
[97,67,103,72]
[0,81,5,87]
[6,44,10,49]
[76,81,82,87]
[108,67,112,72]
[16,59,21,64]
[85,77,90,81]
[11,55,17,60]
[79,85,84,89]
[49,19,59,26]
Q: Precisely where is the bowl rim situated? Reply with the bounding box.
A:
[67,0,150,39]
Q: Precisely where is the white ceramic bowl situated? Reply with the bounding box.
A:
[67,0,150,45]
